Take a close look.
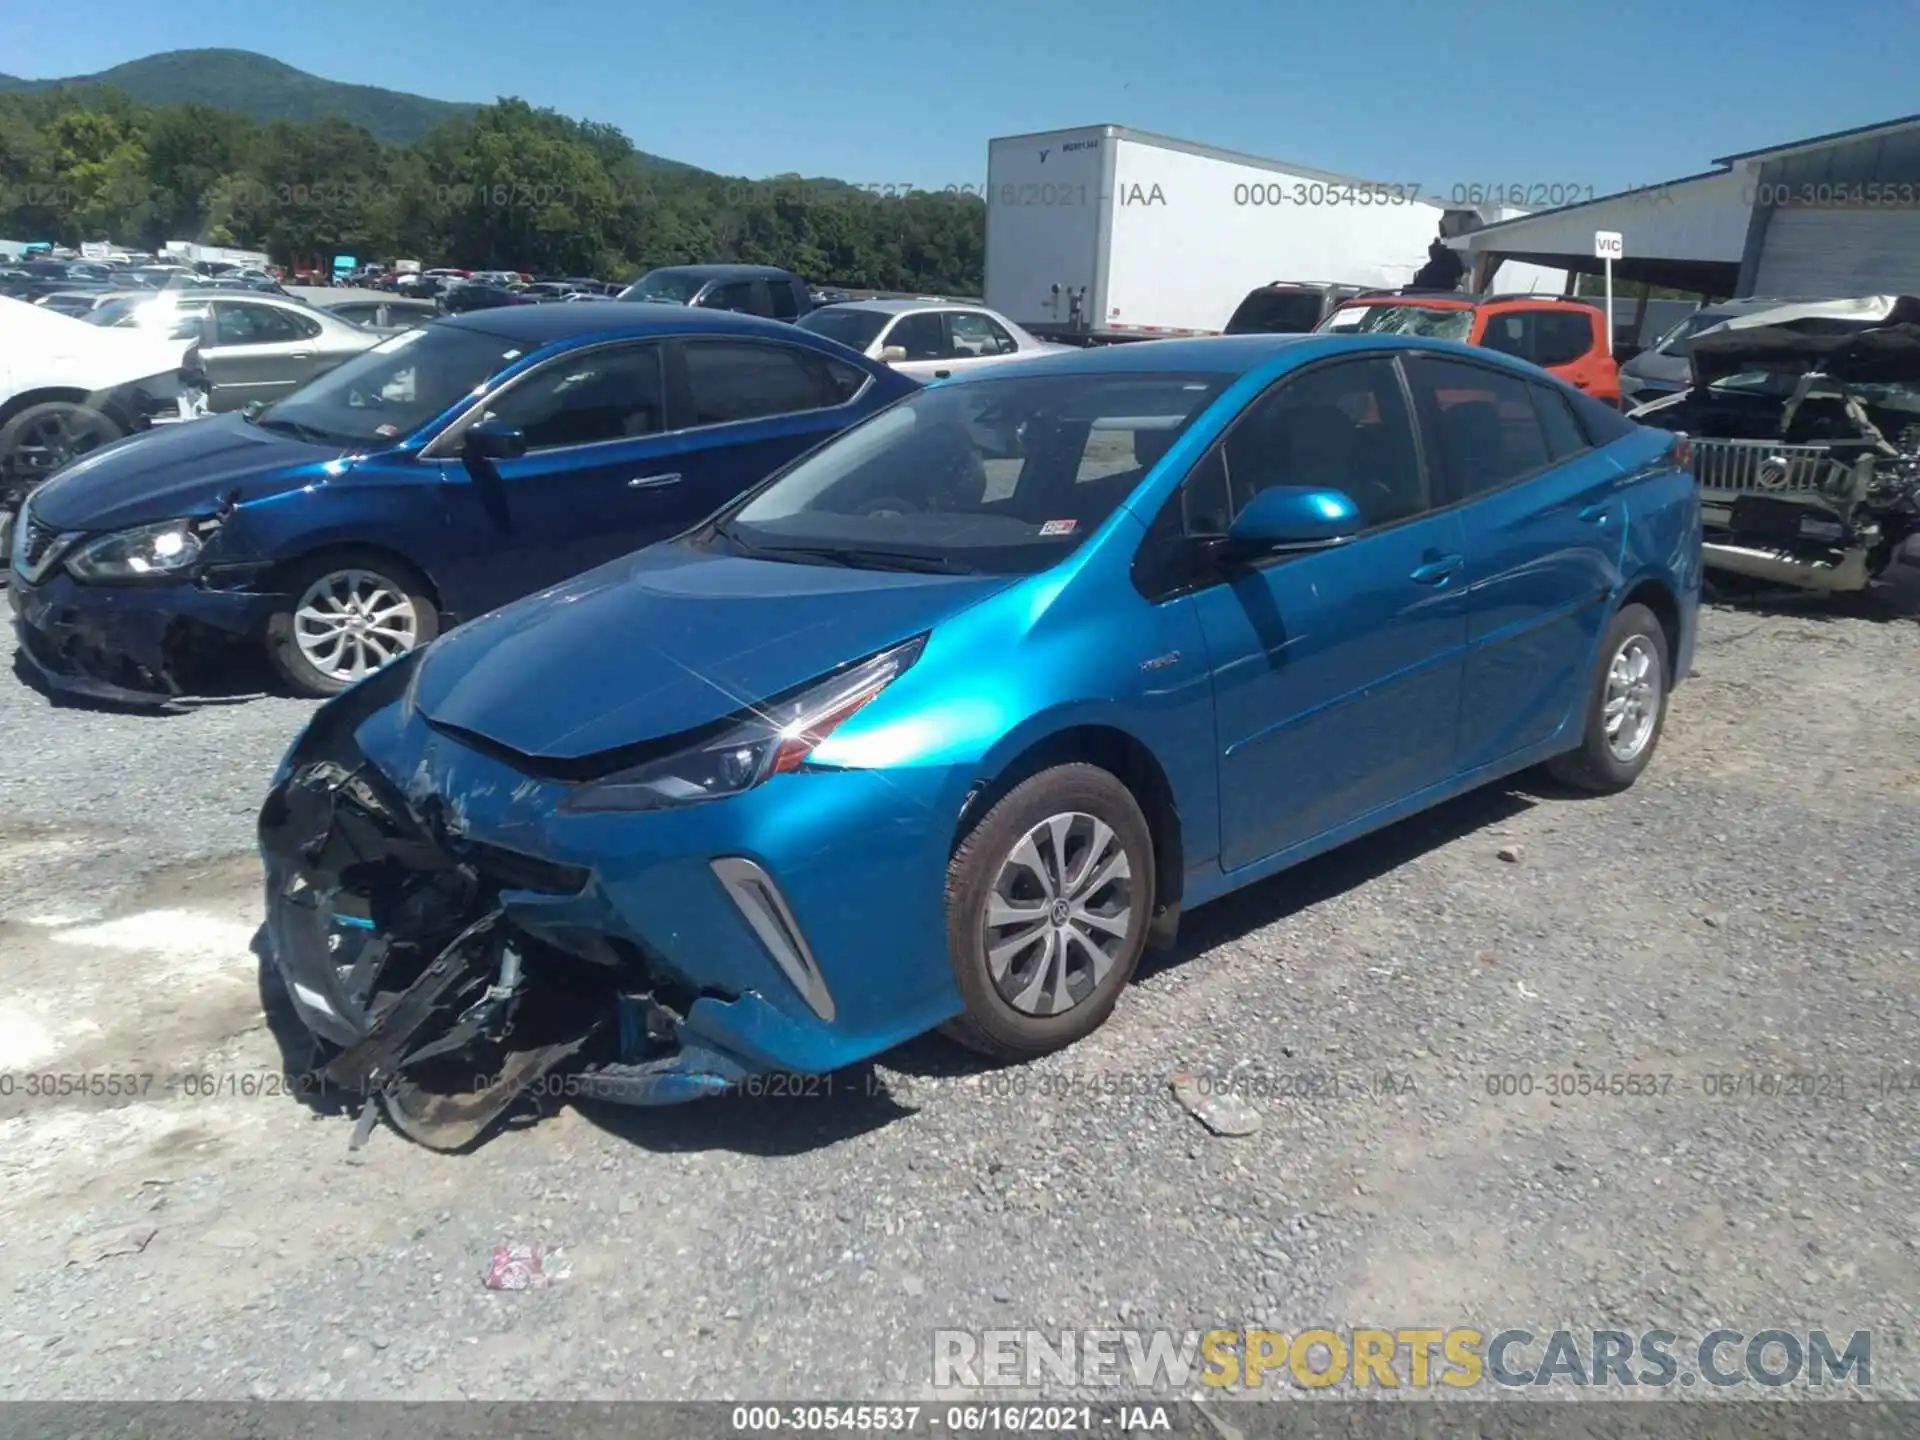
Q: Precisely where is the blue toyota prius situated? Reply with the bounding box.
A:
[8,304,916,702]
[255,331,1701,1148]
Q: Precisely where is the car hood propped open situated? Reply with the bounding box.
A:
[1688,294,1920,388]
[411,543,1018,763]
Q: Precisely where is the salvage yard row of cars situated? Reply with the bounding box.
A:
[5,264,1916,1147]
[7,284,1704,1148]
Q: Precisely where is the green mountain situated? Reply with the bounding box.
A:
[0,49,479,145]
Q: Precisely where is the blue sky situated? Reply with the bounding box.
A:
[4,0,1916,196]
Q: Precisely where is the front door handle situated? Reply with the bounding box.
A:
[628,472,683,489]
[933,369,952,379]
[287,351,313,360]
[1578,502,1612,524]
[1409,553,1464,585]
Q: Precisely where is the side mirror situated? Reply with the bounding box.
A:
[1216,486,1362,559]
[879,345,908,364]
[464,417,528,460]
[241,399,267,421]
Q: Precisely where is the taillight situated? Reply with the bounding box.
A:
[1671,432,1691,470]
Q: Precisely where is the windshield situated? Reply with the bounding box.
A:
[1655,311,1729,358]
[620,269,704,303]
[91,294,209,339]
[712,371,1230,575]
[1320,303,1474,340]
[796,307,891,351]
[256,325,530,448]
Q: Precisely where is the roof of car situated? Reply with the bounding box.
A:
[1343,290,1603,309]
[812,298,990,315]
[934,331,1570,382]
[444,301,817,345]
[639,263,800,280]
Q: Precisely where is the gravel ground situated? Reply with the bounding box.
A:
[0,578,1917,1404]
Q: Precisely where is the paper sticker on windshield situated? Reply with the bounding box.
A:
[374,423,399,438]
[1038,519,1078,536]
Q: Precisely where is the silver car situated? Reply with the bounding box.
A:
[83,289,382,412]
[796,299,1070,382]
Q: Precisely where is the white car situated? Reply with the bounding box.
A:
[0,296,208,565]
[796,299,1071,382]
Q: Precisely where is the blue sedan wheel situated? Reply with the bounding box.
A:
[942,763,1155,1059]
[265,550,441,698]
[1547,602,1670,794]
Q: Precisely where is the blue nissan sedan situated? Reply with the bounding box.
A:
[9,304,916,702]
[257,331,1700,1149]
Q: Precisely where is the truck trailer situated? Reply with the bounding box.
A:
[985,125,1563,343]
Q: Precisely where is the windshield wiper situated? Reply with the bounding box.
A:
[751,544,981,575]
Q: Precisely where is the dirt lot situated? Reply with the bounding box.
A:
[1,583,1917,1402]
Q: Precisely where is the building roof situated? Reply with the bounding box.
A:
[1713,112,1920,165]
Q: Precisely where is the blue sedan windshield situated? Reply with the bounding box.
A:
[717,371,1230,575]
[257,325,527,448]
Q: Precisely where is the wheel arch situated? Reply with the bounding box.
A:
[952,722,1185,921]
[1615,573,1682,682]
[0,388,133,442]
[264,539,445,613]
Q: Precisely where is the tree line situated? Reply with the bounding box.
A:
[0,88,987,292]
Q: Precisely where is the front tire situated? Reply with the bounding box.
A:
[265,551,439,698]
[1547,602,1670,793]
[0,401,124,491]
[942,763,1155,1059]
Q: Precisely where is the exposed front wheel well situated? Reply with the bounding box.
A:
[0,388,98,432]
[955,724,1185,922]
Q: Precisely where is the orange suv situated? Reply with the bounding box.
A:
[1318,292,1621,405]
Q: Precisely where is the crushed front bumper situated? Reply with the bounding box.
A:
[257,654,968,1149]
[8,568,277,706]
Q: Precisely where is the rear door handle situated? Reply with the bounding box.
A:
[1579,502,1612,523]
[628,472,683,489]
[933,369,952,379]
[1409,553,1464,585]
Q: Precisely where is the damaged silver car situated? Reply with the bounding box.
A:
[1630,295,1920,592]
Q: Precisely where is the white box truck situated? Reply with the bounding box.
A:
[985,125,1563,343]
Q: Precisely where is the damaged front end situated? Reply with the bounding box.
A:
[257,655,754,1151]
[1632,295,1920,592]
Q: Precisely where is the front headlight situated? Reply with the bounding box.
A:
[65,517,217,582]
[560,636,926,814]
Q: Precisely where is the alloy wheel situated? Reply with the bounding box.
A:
[1604,634,1661,763]
[10,408,112,481]
[293,569,421,682]
[982,811,1136,1017]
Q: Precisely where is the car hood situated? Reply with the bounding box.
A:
[1688,294,1920,388]
[26,413,347,531]
[412,543,1019,763]
[1,294,189,393]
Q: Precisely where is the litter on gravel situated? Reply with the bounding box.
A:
[483,1243,571,1290]
[1169,1070,1263,1136]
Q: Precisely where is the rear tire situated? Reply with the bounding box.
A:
[942,763,1155,1060]
[1546,602,1670,794]
[265,550,439,698]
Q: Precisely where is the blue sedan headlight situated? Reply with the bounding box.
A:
[65,516,220,581]
[560,636,926,813]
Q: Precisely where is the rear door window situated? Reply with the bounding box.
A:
[683,340,832,425]
[1405,355,1555,502]
[1530,383,1591,461]
[949,311,1018,355]
[766,281,799,320]
[1477,311,1538,363]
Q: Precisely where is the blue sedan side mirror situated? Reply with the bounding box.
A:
[464,417,528,461]
[1221,486,1363,557]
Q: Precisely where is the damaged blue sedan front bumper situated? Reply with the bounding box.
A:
[257,650,972,1149]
